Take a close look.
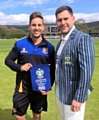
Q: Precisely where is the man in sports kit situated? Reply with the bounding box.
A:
[5,12,55,120]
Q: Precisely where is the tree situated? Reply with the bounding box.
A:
[75,19,89,33]
[0,25,27,39]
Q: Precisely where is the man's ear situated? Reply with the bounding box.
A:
[42,24,45,31]
[28,24,30,30]
[56,19,58,26]
[73,16,75,21]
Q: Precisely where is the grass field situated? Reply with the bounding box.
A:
[0,38,99,120]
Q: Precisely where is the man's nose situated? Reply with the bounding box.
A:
[35,25,39,29]
[61,19,65,24]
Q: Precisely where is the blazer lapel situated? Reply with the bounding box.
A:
[59,29,79,62]
[56,40,61,54]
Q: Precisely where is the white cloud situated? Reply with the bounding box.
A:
[0,12,99,25]
[0,12,29,25]
[24,0,49,6]
[44,15,56,23]
[57,0,77,3]
[74,13,99,23]
[44,12,99,23]
[0,0,49,10]
[45,8,56,12]
[0,0,21,10]
[23,0,76,6]
[67,0,76,3]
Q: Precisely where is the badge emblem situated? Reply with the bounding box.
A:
[42,48,48,54]
[36,68,44,78]
[20,48,28,53]
[65,55,72,64]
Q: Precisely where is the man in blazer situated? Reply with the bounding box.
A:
[55,6,95,120]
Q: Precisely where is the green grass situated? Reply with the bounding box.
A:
[0,38,99,120]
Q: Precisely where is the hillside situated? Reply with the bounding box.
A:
[0,25,27,39]
[5,21,99,32]
[87,21,99,29]
[6,25,29,33]
[0,21,98,39]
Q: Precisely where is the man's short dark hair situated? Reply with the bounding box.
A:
[55,6,73,17]
[29,12,44,24]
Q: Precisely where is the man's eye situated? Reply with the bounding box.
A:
[31,24,35,26]
[57,19,62,22]
[38,24,42,26]
[64,18,68,20]
[31,24,42,27]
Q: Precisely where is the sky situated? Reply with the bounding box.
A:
[0,0,99,25]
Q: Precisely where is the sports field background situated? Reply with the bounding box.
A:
[0,38,99,120]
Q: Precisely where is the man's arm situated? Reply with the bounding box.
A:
[74,34,95,102]
[71,34,95,112]
[5,42,21,72]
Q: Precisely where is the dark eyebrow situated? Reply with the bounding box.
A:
[57,17,68,22]
[31,23,43,26]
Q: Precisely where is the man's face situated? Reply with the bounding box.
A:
[28,18,44,38]
[56,10,75,36]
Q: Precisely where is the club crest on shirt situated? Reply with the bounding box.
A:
[64,55,72,64]
[42,48,48,54]
[20,48,28,53]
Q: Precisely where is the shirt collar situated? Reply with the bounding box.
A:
[27,35,47,46]
[61,25,75,41]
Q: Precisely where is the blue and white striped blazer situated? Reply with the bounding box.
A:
[55,28,95,105]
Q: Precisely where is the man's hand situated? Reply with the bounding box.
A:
[20,63,32,71]
[40,90,49,95]
[71,100,82,112]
